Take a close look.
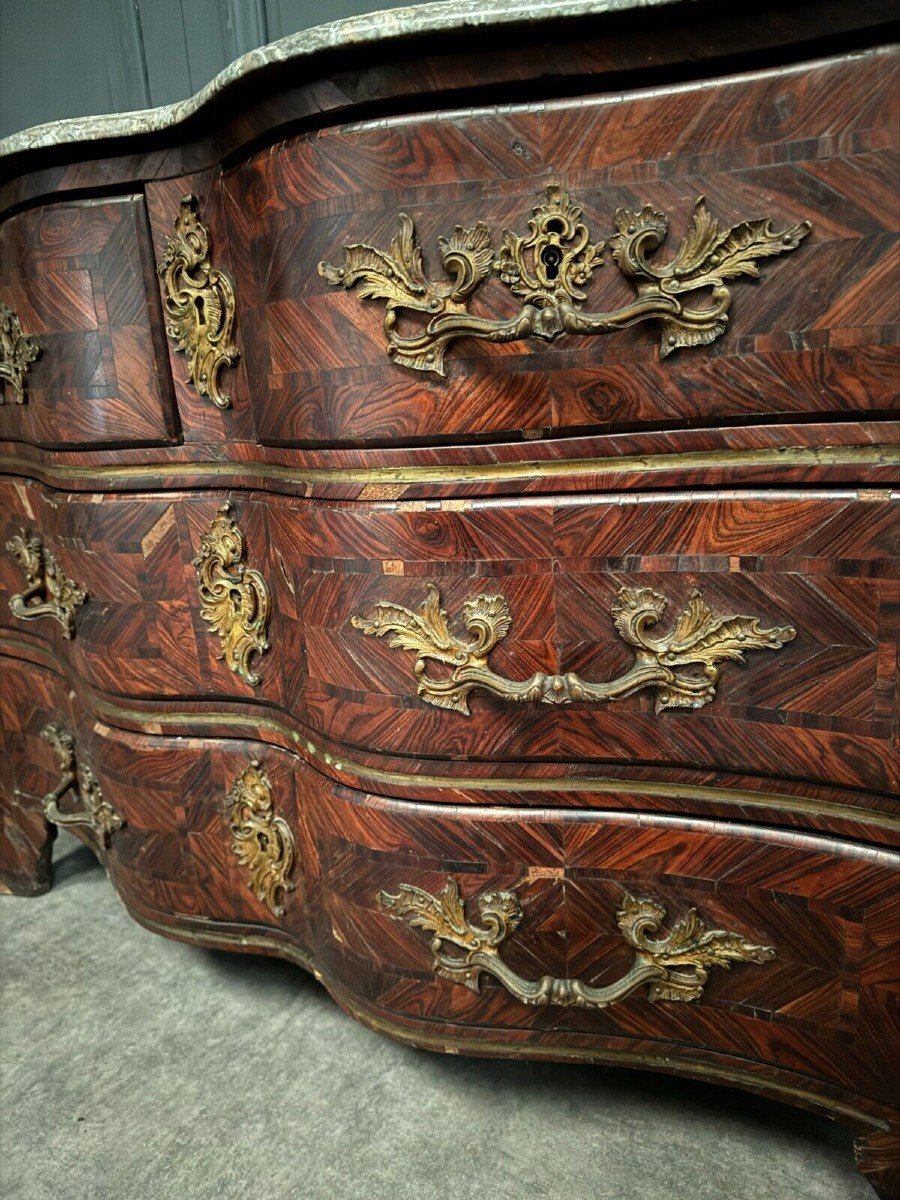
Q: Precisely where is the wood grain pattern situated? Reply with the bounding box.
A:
[1,0,895,209]
[1,479,895,800]
[0,197,178,447]
[0,9,897,1194]
[1,652,896,1166]
[217,50,899,447]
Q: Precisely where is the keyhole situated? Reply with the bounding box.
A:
[194,295,205,324]
[541,244,563,280]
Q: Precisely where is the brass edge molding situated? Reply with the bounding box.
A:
[0,302,41,404]
[157,194,239,408]
[0,445,895,492]
[192,503,270,686]
[320,184,810,375]
[354,583,795,715]
[380,877,775,1009]
[5,531,87,638]
[14,722,124,845]
[0,652,890,836]
[348,1002,890,1132]
[226,758,295,917]
[124,903,889,1134]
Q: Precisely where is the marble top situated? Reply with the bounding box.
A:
[0,0,688,158]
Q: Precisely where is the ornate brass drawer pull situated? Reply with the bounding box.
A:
[5,532,87,638]
[380,877,775,1008]
[15,723,124,846]
[227,760,295,917]
[0,301,40,403]
[158,194,239,408]
[192,504,270,686]
[353,584,794,716]
[320,184,810,376]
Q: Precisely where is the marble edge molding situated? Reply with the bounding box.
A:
[0,0,691,158]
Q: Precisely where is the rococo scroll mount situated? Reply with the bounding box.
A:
[14,723,124,846]
[157,194,239,408]
[353,584,795,716]
[380,877,775,1009]
[192,504,270,687]
[319,185,811,375]
[227,759,295,917]
[0,301,41,404]
[5,531,87,639]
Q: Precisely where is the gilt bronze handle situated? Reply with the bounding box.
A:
[353,584,795,716]
[380,878,775,1008]
[0,301,40,403]
[5,531,87,639]
[320,184,810,376]
[15,723,123,846]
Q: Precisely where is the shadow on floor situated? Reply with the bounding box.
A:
[199,943,853,1161]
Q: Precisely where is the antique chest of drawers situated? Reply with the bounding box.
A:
[1,1,897,1194]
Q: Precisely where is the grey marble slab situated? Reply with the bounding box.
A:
[0,0,687,157]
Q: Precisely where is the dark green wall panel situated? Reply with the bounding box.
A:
[0,0,429,141]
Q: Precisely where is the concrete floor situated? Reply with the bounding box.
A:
[1,831,871,1200]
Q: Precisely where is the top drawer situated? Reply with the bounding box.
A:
[223,49,898,447]
[0,197,177,448]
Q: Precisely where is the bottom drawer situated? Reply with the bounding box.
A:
[1,652,897,1152]
[306,778,899,1118]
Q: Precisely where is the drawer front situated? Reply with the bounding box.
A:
[2,655,896,1124]
[305,774,900,1114]
[0,197,177,447]
[223,49,897,447]
[0,654,302,932]
[1,479,895,797]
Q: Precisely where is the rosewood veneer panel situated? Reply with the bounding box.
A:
[1,479,895,797]
[2,655,896,1144]
[217,50,898,447]
[1,9,898,1193]
[0,197,177,447]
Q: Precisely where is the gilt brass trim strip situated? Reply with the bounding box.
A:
[0,638,897,835]
[380,877,774,1007]
[0,636,895,836]
[123,904,890,1133]
[0,445,895,493]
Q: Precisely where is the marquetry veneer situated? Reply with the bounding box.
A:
[1,3,897,1194]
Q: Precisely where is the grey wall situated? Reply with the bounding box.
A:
[0,0,430,141]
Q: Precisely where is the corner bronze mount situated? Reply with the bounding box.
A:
[192,504,271,687]
[157,194,239,408]
[319,185,811,376]
[0,301,41,403]
[353,584,795,716]
[380,877,775,1009]
[227,760,295,917]
[15,723,124,846]
[5,531,87,638]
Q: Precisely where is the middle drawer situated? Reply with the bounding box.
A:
[0,477,895,796]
